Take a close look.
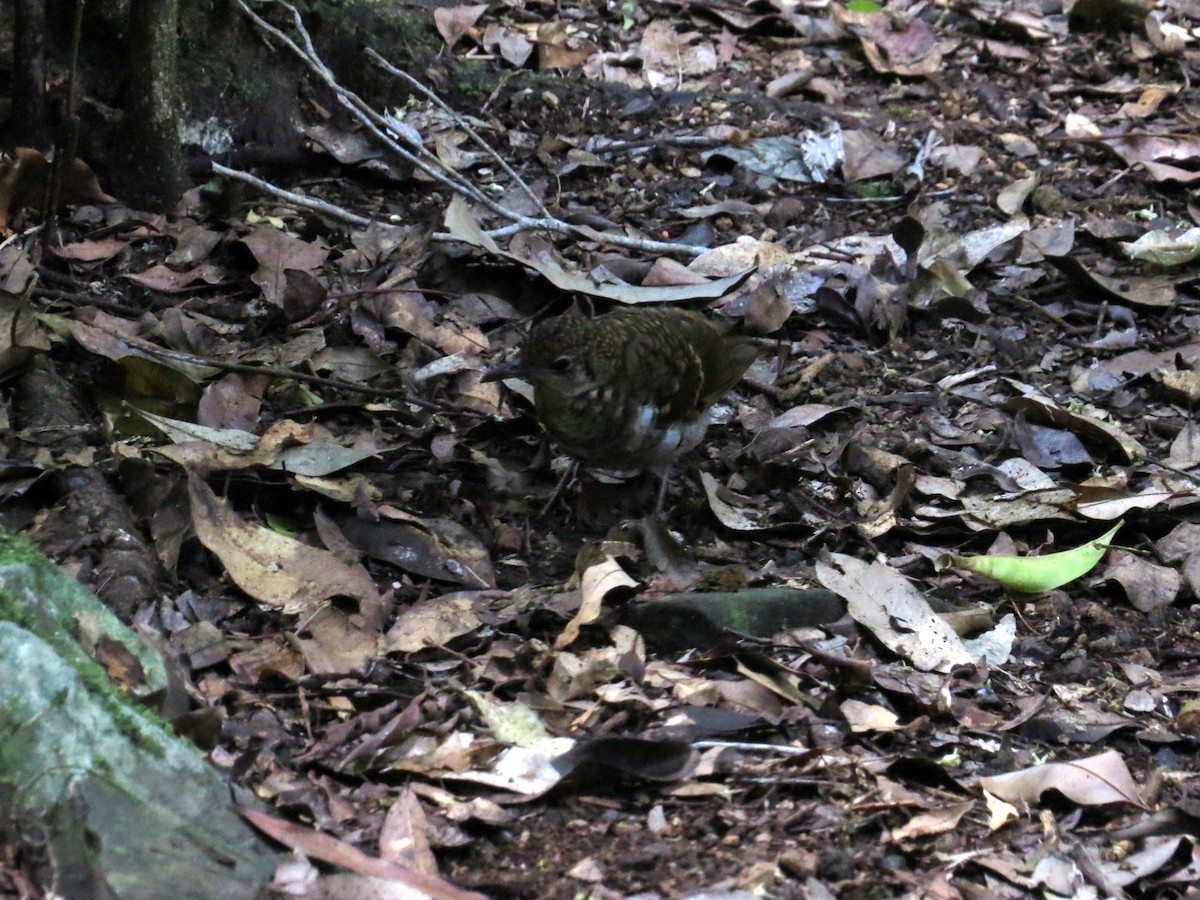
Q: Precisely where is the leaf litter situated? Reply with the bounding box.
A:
[4,0,1200,895]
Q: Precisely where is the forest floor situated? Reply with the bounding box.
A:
[4,0,1200,896]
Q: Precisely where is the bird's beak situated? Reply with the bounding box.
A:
[481,355,528,383]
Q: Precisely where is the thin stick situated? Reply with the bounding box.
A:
[210,162,371,227]
[234,0,713,257]
[365,47,549,218]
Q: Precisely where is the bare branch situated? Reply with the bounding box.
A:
[210,162,372,227]
[234,0,711,257]
[364,48,549,219]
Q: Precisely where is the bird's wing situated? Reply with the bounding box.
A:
[620,327,705,424]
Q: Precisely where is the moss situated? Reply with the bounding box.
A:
[178,1,279,112]
[70,645,174,756]
[0,531,174,755]
[0,530,49,568]
[852,179,898,199]
[450,57,507,99]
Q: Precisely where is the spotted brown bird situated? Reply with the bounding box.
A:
[484,306,758,510]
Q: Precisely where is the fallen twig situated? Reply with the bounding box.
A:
[234,0,713,257]
[210,162,371,227]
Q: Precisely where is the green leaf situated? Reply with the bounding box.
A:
[851,179,896,199]
[939,522,1122,593]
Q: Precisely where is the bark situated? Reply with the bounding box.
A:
[11,0,50,146]
[109,0,187,209]
[15,356,160,621]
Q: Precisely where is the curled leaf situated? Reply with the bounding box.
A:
[938,522,1122,593]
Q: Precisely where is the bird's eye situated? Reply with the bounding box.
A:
[550,356,572,372]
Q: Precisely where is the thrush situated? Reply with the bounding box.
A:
[484,306,758,509]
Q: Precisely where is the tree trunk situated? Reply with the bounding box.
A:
[110,0,187,210]
[11,0,50,146]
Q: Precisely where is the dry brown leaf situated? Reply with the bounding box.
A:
[242,808,486,899]
[979,750,1146,809]
[298,604,383,675]
[343,505,495,589]
[1102,133,1200,183]
[841,129,905,181]
[433,4,488,48]
[379,788,439,875]
[385,591,485,653]
[0,148,115,229]
[240,225,330,306]
[639,20,718,87]
[817,552,973,673]
[188,472,385,614]
[555,555,637,651]
[840,699,901,733]
[0,289,50,377]
[1103,549,1181,612]
[840,11,953,77]
[445,196,755,303]
[890,802,975,842]
[537,21,598,69]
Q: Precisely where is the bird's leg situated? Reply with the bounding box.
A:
[655,468,672,515]
[540,460,579,517]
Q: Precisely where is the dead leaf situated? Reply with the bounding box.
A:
[639,20,718,87]
[433,4,488,49]
[840,11,954,77]
[241,808,485,899]
[537,21,598,69]
[817,552,974,673]
[0,289,51,377]
[298,604,383,675]
[188,473,385,615]
[841,699,901,733]
[1103,550,1180,611]
[480,23,535,67]
[385,591,485,653]
[890,802,974,841]
[1101,133,1200,184]
[240,225,330,306]
[0,148,115,229]
[341,507,495,589]
[555,555,637,651]
[979,750,1146,809]
[378,788,439,874]
[444,196,755,302]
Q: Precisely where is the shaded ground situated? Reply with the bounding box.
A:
[3,0,1200,896]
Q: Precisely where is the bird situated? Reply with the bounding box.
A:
[483,306,758,511]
